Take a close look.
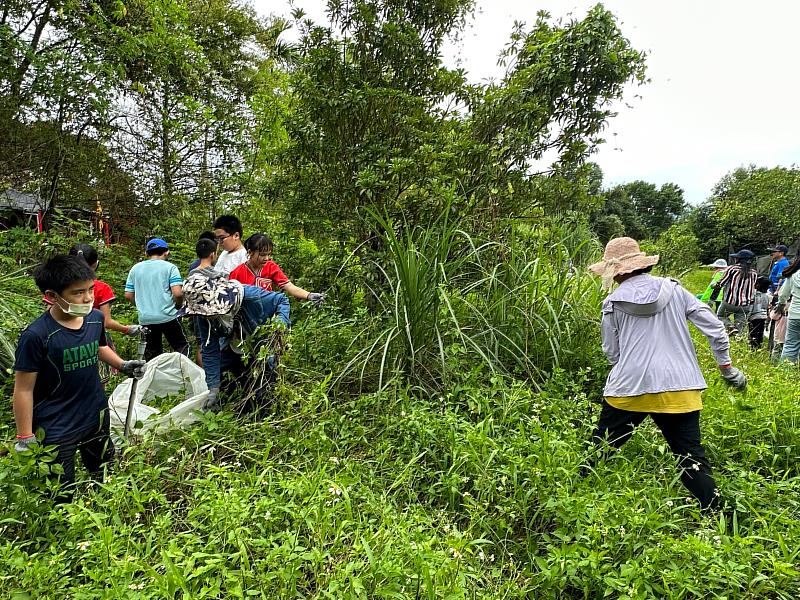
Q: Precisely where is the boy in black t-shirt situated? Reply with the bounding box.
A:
[12,255,146,499]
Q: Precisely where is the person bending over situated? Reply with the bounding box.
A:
[229,233,325,306]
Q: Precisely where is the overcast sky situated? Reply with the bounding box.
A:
[256,0,800,205]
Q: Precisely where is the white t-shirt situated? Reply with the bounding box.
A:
[214,247,248,276]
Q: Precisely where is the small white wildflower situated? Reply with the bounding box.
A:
[618,526,626,536]
[409,541,417,550]
[450,547,462,559]
[666,500,674,507]
[713,535,721,545]
[691,463,700,471]
[400,411,406,417]
[167,456,175,463]
[265,511,271,519]
[134,513,141,521]
[328,484,342,496]
[76,541,90,551]
[463,491,471,498]
[329,456,340,465]
[478,550,486,561]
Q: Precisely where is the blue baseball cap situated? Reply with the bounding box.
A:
[145,238,169,251]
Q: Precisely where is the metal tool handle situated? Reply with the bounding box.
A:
[123,329,148,439]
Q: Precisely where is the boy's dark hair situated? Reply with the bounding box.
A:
[755,276,771,293]
[243,233,273,254]
[146,247,169,257]
[213,214,243,237]
[69,242,99,266]
[198,231,216,242]
[33,255,95,294]
[631,265,654,276]
[196,238,218,259]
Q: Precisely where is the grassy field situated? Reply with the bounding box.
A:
[1,269,799,599]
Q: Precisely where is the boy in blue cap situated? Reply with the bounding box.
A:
[125,238,189,361]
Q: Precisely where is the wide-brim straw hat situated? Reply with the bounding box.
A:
[589,237,659,290]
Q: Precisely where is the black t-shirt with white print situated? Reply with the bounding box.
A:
[13,309,108,442]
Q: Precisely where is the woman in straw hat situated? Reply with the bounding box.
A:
[587,237,746,510]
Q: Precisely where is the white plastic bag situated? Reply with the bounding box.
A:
[109,352,209,436]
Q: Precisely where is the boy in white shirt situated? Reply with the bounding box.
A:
[212,214,248,276]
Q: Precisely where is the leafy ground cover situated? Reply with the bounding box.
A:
[2,268,799,598]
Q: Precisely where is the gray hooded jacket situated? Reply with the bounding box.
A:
[601,274,731,397]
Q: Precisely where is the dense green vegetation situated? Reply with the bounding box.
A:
[2,0,800,597]
[2,266,799,598]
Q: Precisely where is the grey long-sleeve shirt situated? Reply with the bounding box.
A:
[601,274,731,397]
[778,271,800,319]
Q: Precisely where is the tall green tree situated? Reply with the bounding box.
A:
[591,180,685,242]
[267,1,645,248]
[697,165,800,257]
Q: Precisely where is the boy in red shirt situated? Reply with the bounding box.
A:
[229,233,325,306]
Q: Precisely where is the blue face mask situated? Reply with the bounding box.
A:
[54,294,93,317]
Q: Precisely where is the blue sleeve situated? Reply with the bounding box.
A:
[771,260,788,290]
[13,327,45,373]
[268,292,291,327]
[125,265,135,292]
[168,264,182,286]
[276,294,290,327]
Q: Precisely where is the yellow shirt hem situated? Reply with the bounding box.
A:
[605,390,703,413]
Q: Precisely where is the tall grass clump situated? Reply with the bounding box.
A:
[0,261,41,371]
[452,222,604,382]
[339,211,605,393]
[340,207,472,391]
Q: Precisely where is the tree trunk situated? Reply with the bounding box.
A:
[160,84,174,199]
[9,0,55,111]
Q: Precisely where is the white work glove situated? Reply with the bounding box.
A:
[201,387,221,412]
[307,292,326,308]
[14,434,38,453]
[719,365,747,390]
[120,360,146,379]
[126,325,148,336]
